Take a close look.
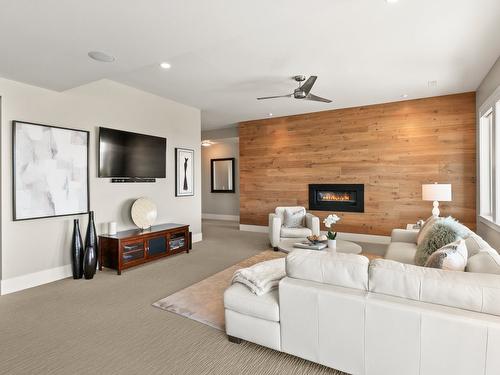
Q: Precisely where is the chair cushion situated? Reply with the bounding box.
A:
[275,206,305,223]
[369,259,500,316]
[224,283,280,322]
[283,207,306,228]
[280,226,312,238]
[384,242,417,265]
[286,250,369,290]
[466,247,500,275]
[424,239,468,271]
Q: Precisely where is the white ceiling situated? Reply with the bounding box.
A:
[1,0,499,130]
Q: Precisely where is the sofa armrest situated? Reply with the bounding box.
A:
[286,250,369,290]
[269,213,282,247]
[391,228,418,244]
[305,213,320,236]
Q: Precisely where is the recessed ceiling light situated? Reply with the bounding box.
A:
[401,94,408,98]
[201,140,212,147]
[88,51,115,62]
[268,113,273,117]
[386,0,399,3]
[160,62,171,69]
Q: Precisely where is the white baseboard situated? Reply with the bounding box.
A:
[192,232,203,243]
[1,264,73,296]
[239,224,390,244]
[239,224,268,233]
[202,213,239,221]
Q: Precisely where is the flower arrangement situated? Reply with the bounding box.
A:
[323,214,341,240]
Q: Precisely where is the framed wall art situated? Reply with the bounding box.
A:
[175,148,194,197]
[13,120,90,221]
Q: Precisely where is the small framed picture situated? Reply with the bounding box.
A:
[175,148,194,196]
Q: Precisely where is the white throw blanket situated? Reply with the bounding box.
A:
[231,258,286,296]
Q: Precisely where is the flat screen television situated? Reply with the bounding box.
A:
[98,127,166,178]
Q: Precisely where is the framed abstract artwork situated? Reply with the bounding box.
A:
[175,148,194,197]
[12,120,90,221]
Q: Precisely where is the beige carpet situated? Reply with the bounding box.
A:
[153,250,285,330]
[0,220,346,375]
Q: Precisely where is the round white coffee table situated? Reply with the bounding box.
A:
[277,238,362,254]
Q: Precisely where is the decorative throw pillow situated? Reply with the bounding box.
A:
[466,247,500,275]
[416,216,439,246]
[425,239,468,271]
[438,216,472,239]
[283,207,306,228]
[414,220,461,266]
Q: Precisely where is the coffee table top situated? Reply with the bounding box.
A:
[277,238,362,254]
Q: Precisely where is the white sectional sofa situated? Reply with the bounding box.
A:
[224,228,500,375]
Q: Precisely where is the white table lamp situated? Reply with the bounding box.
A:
[422,183,452,217]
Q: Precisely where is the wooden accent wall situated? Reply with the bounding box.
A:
[239,93,476,235]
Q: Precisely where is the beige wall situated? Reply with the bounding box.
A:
[201,141,239,218]
[0,78,201,292]
[476,56,500,250]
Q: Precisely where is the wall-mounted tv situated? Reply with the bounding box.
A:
[98,127,166,178]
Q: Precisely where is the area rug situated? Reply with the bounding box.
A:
[153,250,285,330]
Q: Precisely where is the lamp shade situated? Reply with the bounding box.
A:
[422,183,452,202]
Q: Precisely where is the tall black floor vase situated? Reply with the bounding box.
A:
[85,211,99,273]
[71,219,84,279]
[83,246,97,279]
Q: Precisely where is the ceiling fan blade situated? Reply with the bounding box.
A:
[299,76,317,95]
[305,93,332,103]
[256,94,293,100]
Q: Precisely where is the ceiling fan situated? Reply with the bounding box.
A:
[257,75,332,103]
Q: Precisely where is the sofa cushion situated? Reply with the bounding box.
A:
[369,259,500,316]
[465,233,492,258]
[283,207,306,228]
[391,228,419,244]
[425,239,468,271]
[280,226,312,238]
[384,242,417,265]
[224,283,280,322]
[466,247,500,275]
[286,250,369,290]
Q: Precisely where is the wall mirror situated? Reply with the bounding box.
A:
[211,158,235,193]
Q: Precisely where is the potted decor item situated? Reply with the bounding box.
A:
[323,214,341,252]
[71,219,84,279]
[85,211,98,272]
[83,246,97,279]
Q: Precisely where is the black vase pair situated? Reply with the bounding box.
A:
[71,211,98,280]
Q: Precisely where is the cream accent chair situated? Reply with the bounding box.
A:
[269,206,320,250]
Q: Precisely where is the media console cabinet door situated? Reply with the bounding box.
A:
[121,239,146,267]
[147,236,168,258]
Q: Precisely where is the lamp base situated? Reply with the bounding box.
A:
[432,201,440,217]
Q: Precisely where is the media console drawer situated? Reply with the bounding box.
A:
[99,223,190,275]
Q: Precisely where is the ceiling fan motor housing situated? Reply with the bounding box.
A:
[294,89,307,99]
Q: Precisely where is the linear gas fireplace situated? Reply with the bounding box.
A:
[309,184,364,212]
